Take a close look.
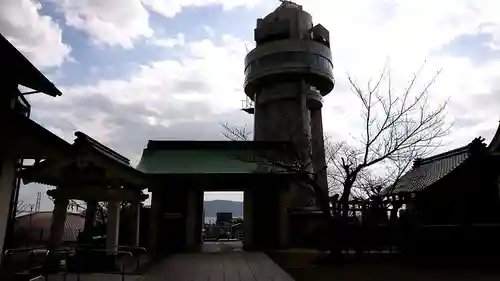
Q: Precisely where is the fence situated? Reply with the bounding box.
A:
[290,198,500,262]
[1,244,148,281]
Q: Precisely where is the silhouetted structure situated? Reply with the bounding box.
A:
[385,133,500,225]
[0,33,71,264]
[137,141,293,254]
[243,1,334,205]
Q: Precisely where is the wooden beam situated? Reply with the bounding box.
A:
[80,149,146,187]
[47,187,144,201]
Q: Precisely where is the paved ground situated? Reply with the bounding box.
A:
[201,240,244,253]
[143,252,293,281]
[44,242,292,281]
[142,242,293,281]
[46,273,143,281]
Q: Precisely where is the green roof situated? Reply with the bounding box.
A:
[137,148,258,174]
[136,141,292,174]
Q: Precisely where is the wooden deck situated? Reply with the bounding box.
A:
[142,252,294,281]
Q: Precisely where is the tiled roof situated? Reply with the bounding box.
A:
[74,131,130,166]
[387,146,470,194]
[488,121,500,152]
[137,140,293,174]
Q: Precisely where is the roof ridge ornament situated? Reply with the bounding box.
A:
[277,0,300,8]
[469,136,487,154]
[487,120,500,152]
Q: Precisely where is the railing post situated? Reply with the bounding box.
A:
[121,258,125,281]
[63,251,67,281]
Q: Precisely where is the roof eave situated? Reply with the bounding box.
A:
[2,34,63,97]
[488,121,500,152]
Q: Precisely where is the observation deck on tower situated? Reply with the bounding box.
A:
[241,0,334,114]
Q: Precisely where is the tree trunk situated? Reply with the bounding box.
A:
[340,181,354,217]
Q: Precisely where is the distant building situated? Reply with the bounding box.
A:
[216,212,232,225]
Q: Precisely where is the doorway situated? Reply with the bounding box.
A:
[201,191,244,253]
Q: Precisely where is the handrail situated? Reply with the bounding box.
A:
[61,243,147,271]
[64,243,147,252]
[53,248,133,281]
[3,245,145,280]
[2,246,50,279]
[4,246,48,257]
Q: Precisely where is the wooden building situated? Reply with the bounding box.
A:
[137,140,293,255]
[386,123,500,225]
[0,34,74,263]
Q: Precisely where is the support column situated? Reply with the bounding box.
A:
[48,195,69,249]
[185,190,197,251]
[243,189,253,250]
[84,200,98,233]
[279,189,290,249]
[0,153,17,264]
[106,200,120,253]
[0,81,18,263]
[129,201,141,246]
[149,188,160,256]
[310,108,328,195]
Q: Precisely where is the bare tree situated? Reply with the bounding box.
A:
[221,122,252,141]
[329,64,450,212]
[15,200,31,217]
[222,64,450,207]
[221,63,451,258]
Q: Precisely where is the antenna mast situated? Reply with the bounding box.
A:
[34,192,41,213]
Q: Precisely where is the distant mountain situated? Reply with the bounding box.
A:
[203,200,243,218]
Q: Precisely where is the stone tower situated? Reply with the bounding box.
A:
[243,1,334,205]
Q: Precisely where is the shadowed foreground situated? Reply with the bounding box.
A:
[268,250,500,281]
[142,251,293,281]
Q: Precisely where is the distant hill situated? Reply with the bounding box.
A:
[204,200,243,218]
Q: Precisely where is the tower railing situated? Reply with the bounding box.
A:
[241,97,255,114]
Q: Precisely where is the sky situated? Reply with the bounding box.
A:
[2,0,500,211]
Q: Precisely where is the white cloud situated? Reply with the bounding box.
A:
[51,0,154,48]
[141,0,262,18]
[50,0,263,49]
[150,33,185,48]
[0,0,71,68]
[28,34,252,148]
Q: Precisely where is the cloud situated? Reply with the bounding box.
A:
[150,33,185,48]
[50,0,262,49]
[0,0,71,68]
[50,0,154,49]
[28,34,253,165]
[141,0,263,18]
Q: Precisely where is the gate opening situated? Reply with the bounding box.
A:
[202,192,244,253]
